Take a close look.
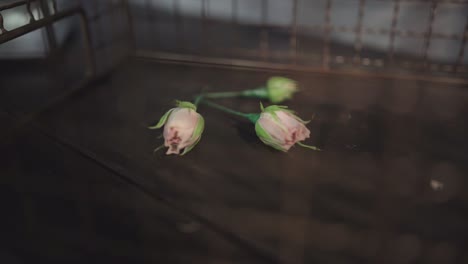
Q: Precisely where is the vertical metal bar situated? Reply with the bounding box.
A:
[26,0,36,22]
[77,0,84,14]
[322,0,332,69]
[40,0,58,53]
[202,0,208,21]
[78,9,96,77]
[388,0,400,61]
[110,0,118,64]
[173,0,182,49]
[51,0,57,13]
[289,0,298,64]
[123,0,136,53]
[0,12,7,34]
[231,0,238,52]
[93,0,103,49]
[92,0,104,71]
[261,0,267,28]
[422,0,438,68]
[146,0,153,26]
[231,0,237,23]
[260,0,269,60]
[353,0,365,64]
[454,16,468,73]
[201,0,208,52]
[146,0,154,47]
[0,7,95,76]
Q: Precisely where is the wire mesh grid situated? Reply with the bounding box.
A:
[0,0,133,136]
[0,0,131,76]
[1,1,468,263]
[1,0,467,82]
[129,0,468,82]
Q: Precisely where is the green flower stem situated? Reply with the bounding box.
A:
[200,99,260,123]
[297,142,322,151]
[203,87,269,99]
[202,91,242,98]
[193,94,204,107]
[241,87,269,98]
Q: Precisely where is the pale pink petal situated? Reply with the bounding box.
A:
[163,108,200,155]
[258,112,289,145]
[276,111,299,128]
[258,110,311,151]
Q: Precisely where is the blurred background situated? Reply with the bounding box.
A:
[1,0,468,263]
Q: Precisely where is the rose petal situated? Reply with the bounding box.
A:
[257,110,311,151]
[163,108,200,155]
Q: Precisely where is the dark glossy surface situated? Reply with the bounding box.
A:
[1,58,468,263]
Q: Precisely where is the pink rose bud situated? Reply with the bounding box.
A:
[149,101,204,155]
[266,77,298,103]
[255,104,320,152]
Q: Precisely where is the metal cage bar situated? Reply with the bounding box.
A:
[322,0,332,69]
[0,4,94,76]
[259,0,269,60]
[422,0,438,68]
[388,0,401,61]
[455,14,468,72]
[354,0,366,64]
[289,0,298,63]
[3,0,468,85]
[39,0,58,53]
[130,0,468,83]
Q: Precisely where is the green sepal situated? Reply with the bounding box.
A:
[297,142,321,151]
[181,115,205,155]
[261,104,308,124]
[245,113,261,124]
[148,108,175,129]
[176,100,197,111]
[153,144,165,154]
[291,114,310,124]
[181,135,201,156]
[260,104,291,130]
[262,104,293,114]
[255,121,286,152]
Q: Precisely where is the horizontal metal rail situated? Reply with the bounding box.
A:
[136,50,468,85]
[0,0,39,12]
[0,6,95,77]
[133,0,468,81]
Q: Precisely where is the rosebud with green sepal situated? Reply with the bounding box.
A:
[199,99,320,153]
[149,101,204,155]
[265,77,298,103]
[203,76,298,103]
[255,103,320,152]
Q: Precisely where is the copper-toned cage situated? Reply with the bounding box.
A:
[130,0,468,84]
[1,1,468,263]
[1,0,467,84]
